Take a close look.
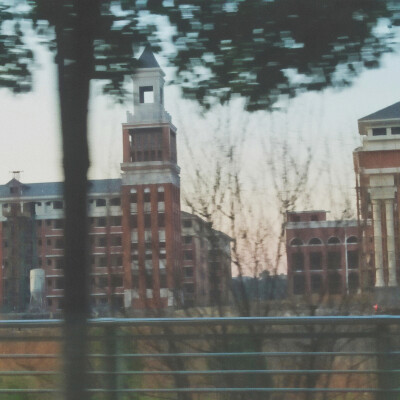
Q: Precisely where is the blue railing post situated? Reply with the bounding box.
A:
[105,324,120,400]
[376,322,397,400]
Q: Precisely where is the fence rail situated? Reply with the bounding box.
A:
[0,316,399,399]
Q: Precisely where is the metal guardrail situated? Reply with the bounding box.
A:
[0,316,399,399]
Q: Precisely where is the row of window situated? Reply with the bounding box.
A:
[2,198,122,211]
[130,213,165,228]
[8,216,124,229]
[290,236,358,246]
[130,191,164,203]
[47,274,124,291]
[35,255,124,269]
[132,270,168,289]
[47,294,124,310]
[89,236,122,247]
[292,250,359,271]
[372,127,400,136]
[293,272,359,295]
[89,198,121,207]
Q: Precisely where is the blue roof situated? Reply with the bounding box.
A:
[0,179,122,200]
[138,45,161,69]
[359,101,400,121]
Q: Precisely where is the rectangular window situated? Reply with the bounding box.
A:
[184,250,193,261]
[55,258,64,269]
[184,283,195,294]
[96,199,106,207]
[131,214,138,228]
[132,272,139,289]
[310,252,322,270]
[144,214,152,228]
[111,216,121,226]
[185,267,194,278]
[144,192,151,203]
[139,86,154,103]
[98,237,107,247]
[145,271,153,289]
[347,250,358,268]
[327,251,341,270]
[183,220,192,228]
[55,278,64,290]
[158,213,165,227]
[99,257,107,267]
[392,127,400,135]
[111,236,121,246]
[184,236,192,245]
[110,197,121,206]
[53,201,63,209]
[292,253,304,271]
[97,217,106,227]
[293,275,305,295]
[157,191,165,202]
[54,239,64,249]
[111,275,123,288]
[372,128,386,136]
[98,277,108,288]
[54,219,64,229]
[160,270,167,288]
[113,256,122,266]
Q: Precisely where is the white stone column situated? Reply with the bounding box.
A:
[385,199,397,287]
[372,199,385,287]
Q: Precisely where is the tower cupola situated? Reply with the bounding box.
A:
[127,45,171,124]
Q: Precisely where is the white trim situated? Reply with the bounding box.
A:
[286,220,357,229]
[363,167,400,175]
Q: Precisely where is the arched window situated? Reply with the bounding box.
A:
[309,238,322,245]
[327,237,340,245]
[346,236,358,244]
[290,238,303,246]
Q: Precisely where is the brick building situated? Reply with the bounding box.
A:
[354,101,400,290]
[0,47,231,313]
[286,100,400,297]
[181,212,231,307]
[286,211,360,296]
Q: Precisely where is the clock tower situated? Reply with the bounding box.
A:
[121,46,182,309]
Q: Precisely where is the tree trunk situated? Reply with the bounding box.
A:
[54,1,100,399]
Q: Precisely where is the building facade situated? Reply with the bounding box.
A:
[354,101,400,290]
[181,212,231,307]
[286,211,360,296]
[120,46,182,309]
[0,48,232,313]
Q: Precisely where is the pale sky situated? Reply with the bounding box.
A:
[0,35,399,222]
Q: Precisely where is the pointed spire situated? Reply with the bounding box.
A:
[138,44,161,69]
